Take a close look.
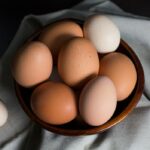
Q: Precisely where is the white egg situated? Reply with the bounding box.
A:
[0,100,8,127]
[84,15,120,53]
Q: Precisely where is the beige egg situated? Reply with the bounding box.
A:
[99,52,137,101]
[31,81,77,125]
[79,76,117,126]
[39,20,83,61]
[58,37,99,88]
[11,41,53,87]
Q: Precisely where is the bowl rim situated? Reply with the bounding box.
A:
[14,20,145,136]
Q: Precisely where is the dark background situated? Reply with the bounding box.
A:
[0,0,150,55]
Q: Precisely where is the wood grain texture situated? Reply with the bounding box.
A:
[14,19,144,136]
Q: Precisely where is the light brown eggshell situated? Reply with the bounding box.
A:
[11,41,53,87]
[39,20,83,61]
[58,37,99,88]
[99,52,137,101]
[31,81,77,125]
[79,76,117,126]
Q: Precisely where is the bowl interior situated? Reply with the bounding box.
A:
[14,20,144,136]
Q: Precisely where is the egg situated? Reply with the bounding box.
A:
[39,20,83,61]
[84,15,120,53]
[11,41,53,87]
[99,52,137,101]
[58,37,99,87]
[79,76,117,126]
[31,81,77,125]
[0,100,8,127]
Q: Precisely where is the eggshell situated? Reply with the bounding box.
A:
[39,20,83,61]
[84,15,120,53]
[0,100,8,127]
[99,52,137,101]
[11,41,53,87]
[58,37,99,87]
[31,81,77,125]
[79,76,117,126]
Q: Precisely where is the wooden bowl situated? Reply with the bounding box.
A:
[14,19,144,136]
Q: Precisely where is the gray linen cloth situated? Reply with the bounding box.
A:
[1,0,150,149]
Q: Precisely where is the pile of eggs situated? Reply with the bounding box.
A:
[11,15,137,126]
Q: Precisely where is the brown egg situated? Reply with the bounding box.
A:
[99,52,137,101]
[58,37,99,88]
[39,20,83,61]
[11,41,53,87]
[31,81,77,125]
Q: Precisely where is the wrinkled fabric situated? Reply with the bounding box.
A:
[0,0,150,150]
